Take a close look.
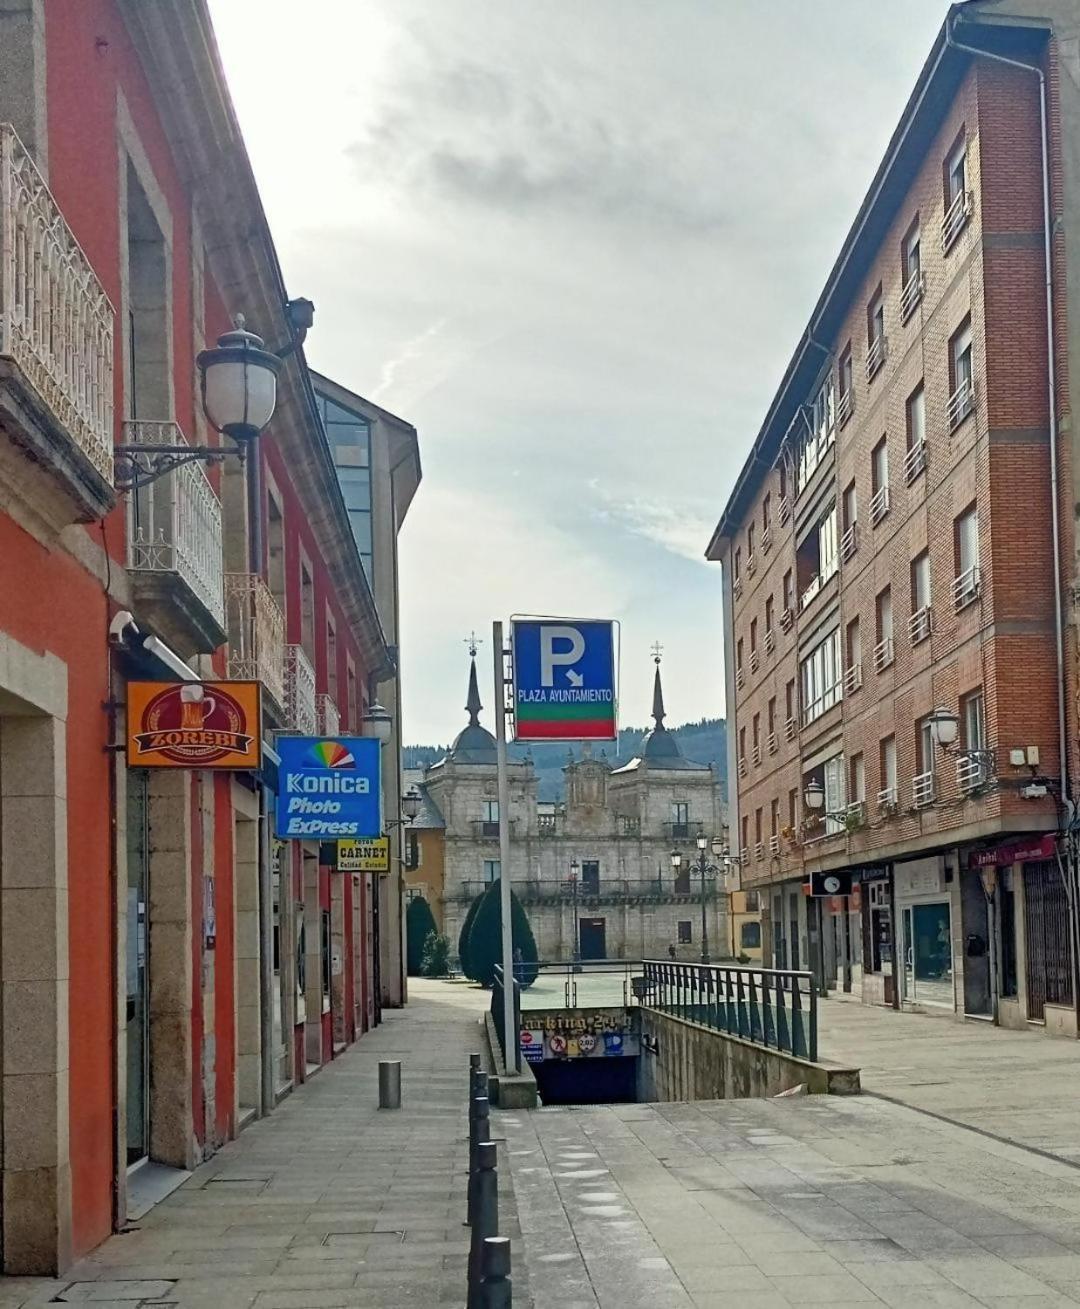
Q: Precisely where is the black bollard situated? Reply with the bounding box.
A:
[468,1141,499,1309]
[479,1235,512,1308]
[467,1093,490,1225]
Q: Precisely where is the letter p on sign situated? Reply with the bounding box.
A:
[540,625,585,687]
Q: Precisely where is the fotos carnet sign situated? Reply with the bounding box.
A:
[337,838,389,873]
[275,737,381,840]
[511,618,617,741]
[127,681,261,770]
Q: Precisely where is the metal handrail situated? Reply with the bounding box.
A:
[640,960,817,1061]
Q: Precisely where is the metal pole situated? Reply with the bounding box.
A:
[841,894,852,994]
[700,854,710,964]
[479,1235,512,1308]
[492,622,518,1074]
[378,1060,402,1109]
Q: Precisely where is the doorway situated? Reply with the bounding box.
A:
[126,769,151,1166]
[901,901,953,1007]
[579,917,606,960]
[1024,860,1073,1021]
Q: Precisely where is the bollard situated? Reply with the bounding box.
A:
[467,1094,490,1225]
[469,1052,481,1098]
[467,1141,499,1309]
[479,1235,512,1309]
[378,1060,401,1110]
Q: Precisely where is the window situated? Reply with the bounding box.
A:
[788,788,798,830]
[767,696,776,739]
[736,638,744,680]
[770,798,780,837]
[482,859,501,884]
[741,815,749,857]
[839,344,853,402]
[300,560,315,658]
[880,735,897,796]
[677,921,692,945]
[917,716,935,775]
[318,392,374,582]
[950,316,973,406]
[482,799,499,826]
[956,504,979,576]
[902,217,921,285]
[906,384,926,452]
[850,752,866,803]
[747,523,755,561]
[946,134,967,207]
[581,860,600,894]
[779,462,788,502]
[783,569,794,612]
[765,594,774,635]
[750,617,758,654]
[846,616,861,676]
[962,689,986,753]
[325,618,338,702]
[871,437,888,496]
[911,550,931,612]
[741,921,762,951]
[797,503,838,609]
[867,285,886,378]
[797,374,835,491]
[876,587,893,645]
[267,489,286,615]
[800,628,842,724]
[672,801,689,829]
[762,493,771,532]
[752,713,761,759]
[754,807,763,847]
[842,481,857,533]
[785,678,796,724]
[824,755,846,835]
[734,547,742,583]
[738,726,746,763]
[321,910,332,1013]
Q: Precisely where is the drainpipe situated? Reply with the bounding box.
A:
[944,15,1079,1020]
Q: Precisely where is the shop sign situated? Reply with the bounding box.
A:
[809,871,853,897]
[275,737,381,840]
[337,837,389,873]
[127,681,261,770]
[523,1008,638,1059]
[969,833,1056,868]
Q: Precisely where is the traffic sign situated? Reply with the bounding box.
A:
[511,618,617,741]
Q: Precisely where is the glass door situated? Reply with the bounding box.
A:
[126,770,150,1165]
[902,902,953,1006]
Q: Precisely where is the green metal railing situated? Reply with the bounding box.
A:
[641,960,817,1061]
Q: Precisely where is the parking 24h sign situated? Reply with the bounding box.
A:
[511,618,617,742]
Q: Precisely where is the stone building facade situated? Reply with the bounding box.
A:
[424,657,733,963]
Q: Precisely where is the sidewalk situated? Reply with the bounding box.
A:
[0,981,518,1309]
[816,994,1080,1164]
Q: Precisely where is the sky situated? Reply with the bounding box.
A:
[208,0,950,745]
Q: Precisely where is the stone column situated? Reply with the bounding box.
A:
[232,783,260,1114]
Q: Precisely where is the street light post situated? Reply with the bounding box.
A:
[568,859,581,972]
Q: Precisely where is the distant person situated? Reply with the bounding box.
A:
[667,943,677,961]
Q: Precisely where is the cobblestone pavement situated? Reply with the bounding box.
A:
[817,993,1080,1164]
[0,980,519,1309]
[504,1092,1080,1308]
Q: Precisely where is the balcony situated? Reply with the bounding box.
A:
[877,785,898,816]
[769,834,781,856]
[865,333,887,382]
[900,269,925,323]
[764,628,775,655]
[873,637,894,673]
[841,523,858,563]
[752,743,761,766]
[904,439,928,485]
[285,644,317,735]
[780,606,794,632]
[942,189,973,253]
[767,731,778,755]
[913,770,936,808]
[870,484,890,526]
[738,755,747,778]
[473,820,502,840]
[778,495,791,526]
[762,524,772,554]
[0,124,115,525]
[618,815,641,837]
[125,420,226,654]
[747,553,757,578]
[957,753,992,795]
[837,388,854,428]
[666,822,696,841]
[909,605,933,645]
[948,378,975,430]
[749,648,760,673]
[755,842,764,862]
[846,799,866,830]
[736,666,745,690]
[733,576,743,600]
[225,573,286,713]
[843,662,862,695]
[316,693,340,736]
[953,565,981,611]
[455,878,722,908]
[785,716,797,742]
[537,813,560,837]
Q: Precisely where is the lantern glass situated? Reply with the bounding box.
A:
[804,780,825,810]
[402,788,422,822]
[670,849,683,870]
[197,323,282,442]
[362,701,393,745]
[696,834,708,851]
[711,836,725,858]
[929,706,959,748]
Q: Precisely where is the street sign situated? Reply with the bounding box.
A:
[511,618,617,741]
[337,837,389,873]
[275,737,381,840]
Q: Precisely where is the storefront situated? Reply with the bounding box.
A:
[894,856,955,1011]
[859,868,894,1007]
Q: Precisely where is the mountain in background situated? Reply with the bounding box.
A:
[403,718,727,803]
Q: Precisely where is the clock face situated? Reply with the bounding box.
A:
[823,875,842,894]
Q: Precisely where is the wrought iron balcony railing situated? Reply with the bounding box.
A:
[0,124,114,494]
[125,419,225,636]
[904,439,928,484]
[948,377,975,430]
[900,269,925,322]
[452,878,725,907]
[225,573,286,711]
[870,484,890,526]
[913,770,936,809]
[285,644,317,735]
[942,189,973,252]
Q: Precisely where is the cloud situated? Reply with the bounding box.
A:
[370,318,447,401]
[591,490,715,566]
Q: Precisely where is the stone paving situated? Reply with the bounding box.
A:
[817,993,1080,1164]
[503,1092,1080,1307]
[0,980,516,1309]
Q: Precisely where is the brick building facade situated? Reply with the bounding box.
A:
[709,2,1080,1034]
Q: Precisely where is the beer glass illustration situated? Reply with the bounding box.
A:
[180,684,217,728]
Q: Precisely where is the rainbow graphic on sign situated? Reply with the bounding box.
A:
[305,740,355,769]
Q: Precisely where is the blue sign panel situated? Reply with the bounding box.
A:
[275,737,381,840]
[511,618,617,742]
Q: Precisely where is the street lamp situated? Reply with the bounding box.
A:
[361,701,393,744]
[197,319,283,444]
[927,704,995,786]
[689,839,723,964]
[567,859,581,971]
[402,788,423,822]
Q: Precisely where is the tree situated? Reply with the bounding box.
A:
[467,879,540,988]
[406,896,438,976]
[457,893,484,980]
[421,931,451,977]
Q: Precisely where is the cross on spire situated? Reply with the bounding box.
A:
[651,641,664,666]
[465,631,483,658]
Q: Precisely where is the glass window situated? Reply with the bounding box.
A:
[482,859,501,884]
[842,481,857,532]
[673,801,689,826]
[824,754,846,835]
[788,788,798,829]
[797,374,835,492]
[739,726,746,759]
[734,548,742,582]
[911,550,931,612]
[750,617,758,653]
[765,595,774,633]
[767,696,776,736]
[755,808,763,845]
[952,317,973,395]
[839,345,853,401]
[741,921,762,950]
[872,437,889,494]
[677,921,692,945]
[962,689,985,752]
[800,628,842,724]
[847,616,861,670]
[903,218,921,283]
[783,569,794,611]
[946,136,967,206]
[868,287,884,347]
[881,735,897,793]
[876,587,893,644]
[748,523,755,558]
[762,493,771,530]
[785,678,795,722]
[956,504,979,576]
[851,752,866,802]
[752,713,760,753]
[907,384,926,451]
[770,798,780,835]
[736,638,744,674]
[482,800,499,823]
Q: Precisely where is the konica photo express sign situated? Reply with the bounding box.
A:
[275,737,381,840]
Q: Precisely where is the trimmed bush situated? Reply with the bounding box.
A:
[421,931,451,977]
[406,896,438,976]
[457,893,484,979]
[467,879,540,988]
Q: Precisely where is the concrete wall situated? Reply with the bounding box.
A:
[637,1008,860,1102]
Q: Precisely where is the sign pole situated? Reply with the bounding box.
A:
[492,621,519,1074]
